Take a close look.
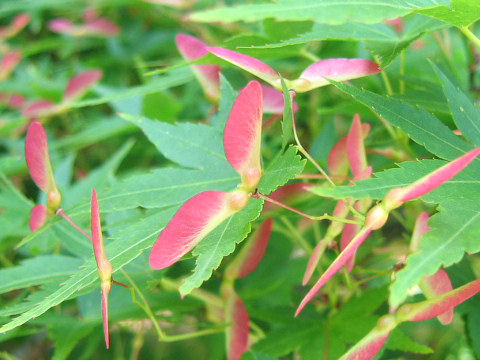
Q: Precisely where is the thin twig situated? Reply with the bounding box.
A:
[252,192,362,225]
[56,208,90,240]
[289,90,335,187]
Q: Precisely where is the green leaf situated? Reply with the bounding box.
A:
[433,63,480,145]
[281,77,294,149]
[0,173,32,240]
[211,75,237,131]
[179,198,263,295]
[366,16,447,67]
[253,17,447,67]
[121,113,235,172]
[47,316,96,360]
[189,0,449,25]
[419,0,480,26]
[0,255,83,295]
[390,197,480,307]
[62,140,134,208]
[255,23,398,48]
[258,145,306,195]
[69,68,193,110]
[330,81,476,162]
[21,167,239,250]
[0,208,173,333]
[386,328,433,354]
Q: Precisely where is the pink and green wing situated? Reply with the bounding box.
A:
[91,189,112,349]
[346,114,369,179]
[293,58,380,93]
[226,219,272,279]
[0,13,30,39]
[420,269,454,325]
[327,136,349,182]
[48,19,77,35]
[339,328,391,360]
[261,84,298,114]
[207,46,280,88]
[84,18,120,37]
[410,211,430,251]
[340,222,361,272]
[303,200,348,285]
[63,70,102,103]
[386,146,480,206]
[302,239,328,285]
[225,294,249,360]
[296,227,373,316]
[0,51,21,79]
[403,279,480,323]
[149,191,233,270]
[25,122,58,195]
[29,205,47,232]
[328,123,369,182]
[410,212,454,324]
[223,81,262,189]
[22,100,59,119]
[175,34,220,102]
[91,189,111,276]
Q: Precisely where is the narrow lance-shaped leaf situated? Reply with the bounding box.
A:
[225,292,249,360]
[63,70,102,103]
[223,81,263,190]
[225,219,272,279]
[291,58,380,93]
[149,190,245,270]
[91,189,112,349]
[207,47,281,89]
[24,122,61,210]
[29,205,47,232]
[175,34,220,102]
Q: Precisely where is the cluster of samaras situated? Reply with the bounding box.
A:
[21,22,480,360]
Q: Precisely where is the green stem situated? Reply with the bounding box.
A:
[122,270,225,343]
[279,216,312,253]
[399,50,406,95]
[460,26,480,51]
[375,55,393,95]
[289,90,335,187]
[160,278,223,308]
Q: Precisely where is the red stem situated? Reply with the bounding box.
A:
[56,208,91,241]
